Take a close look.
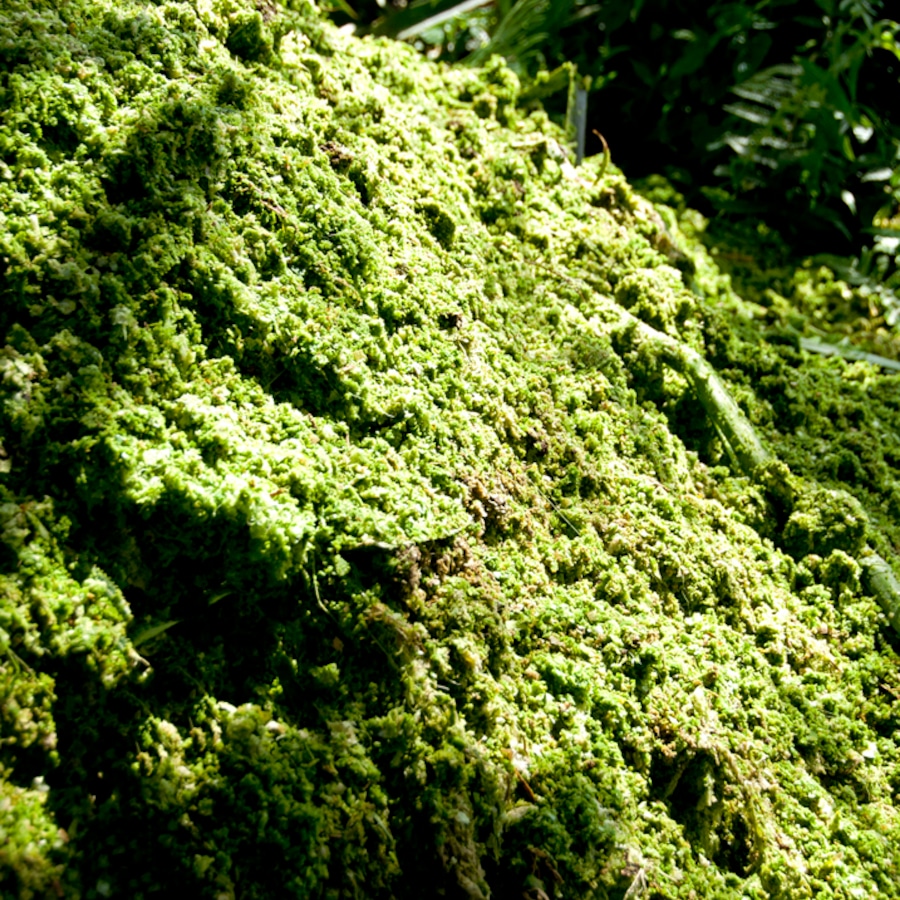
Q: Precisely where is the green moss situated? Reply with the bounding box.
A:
[0,774,68,899]
[417,201,456,250]
[783,488,869,559]
[226,10,272,64]
[2,1,900,897]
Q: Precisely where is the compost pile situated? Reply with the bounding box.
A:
[2,1,900,898]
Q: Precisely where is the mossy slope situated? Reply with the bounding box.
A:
[1,2,899,898]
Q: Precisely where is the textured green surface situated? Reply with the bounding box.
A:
[1,2,900,898]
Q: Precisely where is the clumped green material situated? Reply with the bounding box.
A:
[2,2,900,898]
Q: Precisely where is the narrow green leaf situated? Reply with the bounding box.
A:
[321,0,358,19]
[861,167,894,181]
[799,337,900,371]
[723,102,772,126]
[132,620,182,648]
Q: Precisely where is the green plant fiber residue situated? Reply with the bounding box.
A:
[2,3,899,898]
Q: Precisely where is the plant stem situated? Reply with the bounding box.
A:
[560,288,900,637]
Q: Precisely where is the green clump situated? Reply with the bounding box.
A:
[782,488,869,559]
[225,10,272,63]
[2,2,900,898]
[417,201,456,250]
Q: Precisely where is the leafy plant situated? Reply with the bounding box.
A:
[710,4,900,244]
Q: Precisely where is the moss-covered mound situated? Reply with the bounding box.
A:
[2,2,900,898]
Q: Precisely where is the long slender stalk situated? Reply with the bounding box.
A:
[859,553,900,634]
[559,285,900,637]
[618,313,771,476]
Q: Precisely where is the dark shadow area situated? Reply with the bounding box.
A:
[649,747,753,876]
